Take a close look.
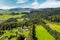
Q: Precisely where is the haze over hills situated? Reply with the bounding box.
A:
[0,7,60,12]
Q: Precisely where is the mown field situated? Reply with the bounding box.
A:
[35,22,60,40]
[44,20,60,32]
[35,25,55,40]
[47,22,60,32]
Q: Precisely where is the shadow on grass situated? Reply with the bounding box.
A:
[32,25,37,40]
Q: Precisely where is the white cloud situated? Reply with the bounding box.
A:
[26,0,40,9]
[46,0,56,2]
[0,6,18,9]
[39,0,60,8]
[31,2,40,9]
[28,0,60,9]
[16,0,28,3]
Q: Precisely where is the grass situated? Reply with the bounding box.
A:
[10,38,17,40]
[45,20,60,32]
[0,14,24,20]
[4,30,15,37]
[47,22,60,32]
[35,25,55,40]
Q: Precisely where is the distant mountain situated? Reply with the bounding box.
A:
[0,7,60,12]
[0,9,2,10]
[9,8,34,11]
[32,8,60,11]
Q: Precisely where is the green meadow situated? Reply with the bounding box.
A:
[35,25,55,40]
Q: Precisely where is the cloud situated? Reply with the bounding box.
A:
[31,1,40,9]
[28,0,60,9]
[26,0,40,9]
[46,0,56,2]
[39,0,60,8]
[16,0,28,3]
[0,6,18,9]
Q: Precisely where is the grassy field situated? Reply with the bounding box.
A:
[0,14,24,20]
[44,20,60,32]
[47,22,60,32]
[35,25,55,40]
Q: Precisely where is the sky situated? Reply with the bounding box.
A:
[0,0,60,9]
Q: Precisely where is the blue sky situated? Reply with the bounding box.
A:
[0,0,60,9]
